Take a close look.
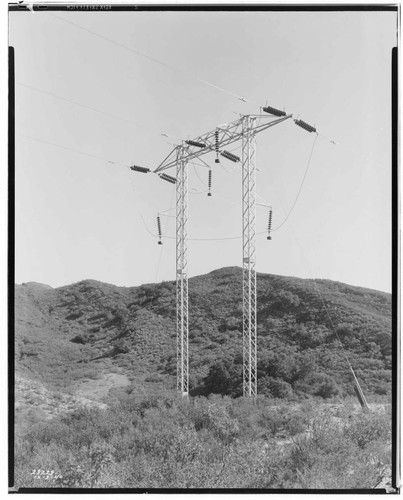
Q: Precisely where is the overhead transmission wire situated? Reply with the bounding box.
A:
[272,132,318,232]
[190,188,209,195]
[317,132,384,171]
[26,14,379,270]
[16,82,158,134]
[22,77,379,180]
[192,162,208,188]
[16,81,180,143]
[155,187,176,281]
[45,12,381,171]
[37,115,365,399]
[36,16,373,400]
[287,218,369,405]
[158,210,176,218]
[144,132,318,241]
[144,162,369,402]
[140,214,241,242]
[30,17,379,173]
[17,133,129,168]
[21,119,316,243]
[47,12,249,104]
[263,153,369,404]
[35,18,375,393]
[141,191,269,241]
[128,168,174,281]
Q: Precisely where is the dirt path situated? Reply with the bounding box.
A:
[75,372,130,401]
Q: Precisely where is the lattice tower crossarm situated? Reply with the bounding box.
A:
[242,115,258,398]
[154,114,292,173]
[176,146,189,396]
[155,114,293,398]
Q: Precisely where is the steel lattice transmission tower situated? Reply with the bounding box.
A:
[242,115,258,397]
[134,113,292,397]
[131,109,369,410]
[175,146,189,395]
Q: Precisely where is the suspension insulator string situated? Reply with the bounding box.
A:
[130,164,151,173]
[267,208,273,240]
[159,173,177,184]
[157,215,162,245]
[295,119,317,134]
[215,130,220,163]
[208,169,212,197]
[262,105,286,117]
[186,140,206,148]
[220,150,240,163]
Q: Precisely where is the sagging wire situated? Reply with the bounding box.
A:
[140,130,318,242]
[284,217,370,410]
[191,162,211,196]
[219,161,235,174]
[252,148,370,408]
[192,158,210,169]
[159,206,176,215]
[16,82,160,137]
[141,194,271,241]
[155,187,175,280]
[191,161,212,196]
[161,132,183,143]
[271,132,318,232]
[158,213,176,218]
[190,188,209,195]
[17,133,130,168]
[318,132,384,170]
[24,20,378,178]
[18,82,189,145]
[192,163,208,187]
[256,192,271,207]
[48,13,249,105]
[140,118,319,242]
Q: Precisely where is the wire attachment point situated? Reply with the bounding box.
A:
[220,150,240,163]
[215,130,220,163]
[295,119,317,134]
[159,173,177,184]
[186,140,206,148]
[263,105,286,117]
[267,208,273,240]
[130,164,150,173]
[208,169,212,197]
[157,215,163,244]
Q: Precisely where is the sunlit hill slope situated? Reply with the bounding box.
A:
[15,267,391,412]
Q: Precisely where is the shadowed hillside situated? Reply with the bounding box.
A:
[15,267,391,404]
[13,268,394,490]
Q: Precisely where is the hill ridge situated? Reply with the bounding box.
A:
[17,266,391,295]
[15,267,391,405]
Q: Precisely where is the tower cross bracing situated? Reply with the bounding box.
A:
[242,115,258,397]
[154,114,293,396]
[176,146,189,395]
[130,110,370,411]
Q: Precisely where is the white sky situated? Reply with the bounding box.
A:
[8,8,397,292]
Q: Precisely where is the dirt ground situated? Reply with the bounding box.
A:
[75,372,131,401]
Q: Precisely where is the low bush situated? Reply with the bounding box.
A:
[14,391,391,490]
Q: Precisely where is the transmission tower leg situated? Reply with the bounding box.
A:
[176,148,189,396]
[242,116,257,398]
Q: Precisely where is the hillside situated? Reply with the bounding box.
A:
[15,267,392,406]
[13,268,394,490]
